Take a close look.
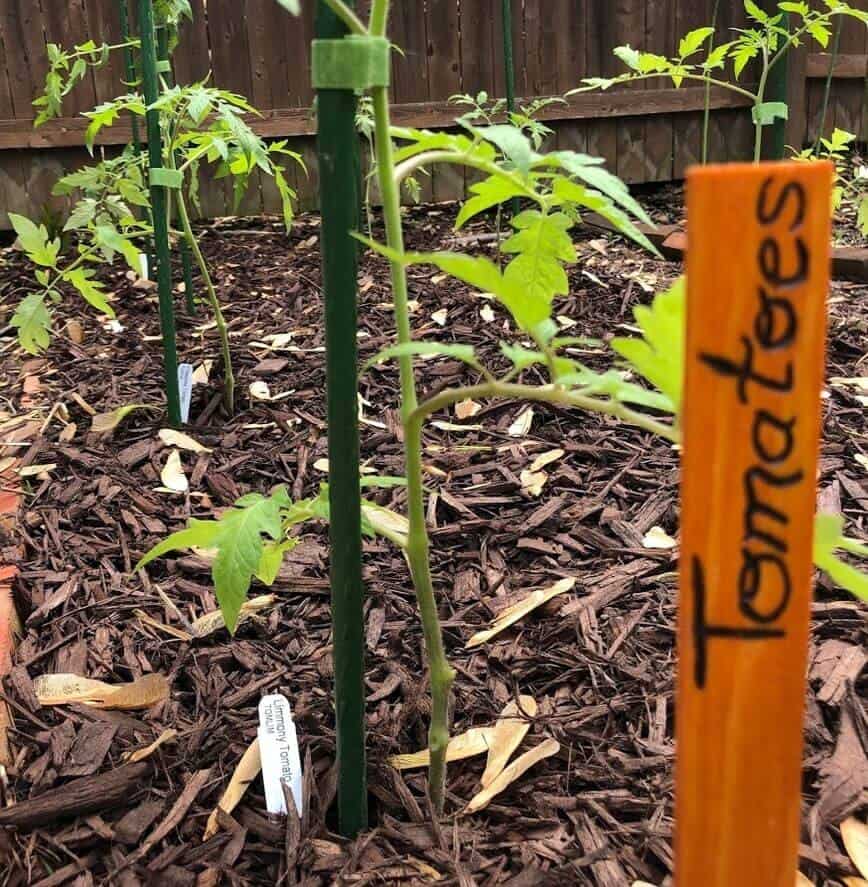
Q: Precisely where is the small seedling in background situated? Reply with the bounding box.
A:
[572,1,868,162]
[13,1,302,416]
[791,127,868,235]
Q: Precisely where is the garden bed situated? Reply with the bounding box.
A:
[0,199,865,885]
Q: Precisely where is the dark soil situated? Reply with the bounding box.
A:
[0,196,865,886]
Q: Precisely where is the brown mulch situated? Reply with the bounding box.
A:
[0,198,865,886]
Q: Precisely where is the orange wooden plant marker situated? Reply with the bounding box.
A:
[678,160,833,886]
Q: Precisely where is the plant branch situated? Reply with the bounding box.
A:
[577,71,758,102]
[393,150,538,202]
[174,181,235,414]
[323,0,368,36]
[411,381,680,443]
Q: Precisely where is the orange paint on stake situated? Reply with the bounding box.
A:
[678,161,832,886]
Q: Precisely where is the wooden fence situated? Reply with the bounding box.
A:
[0,1,866,227]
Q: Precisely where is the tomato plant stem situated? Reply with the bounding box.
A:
[175,186,234,414]
[370,0,455,815]
[412,381,680,443]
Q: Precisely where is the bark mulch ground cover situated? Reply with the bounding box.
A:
[0,197,864,886]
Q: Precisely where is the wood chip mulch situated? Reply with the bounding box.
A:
[0,199,864,886]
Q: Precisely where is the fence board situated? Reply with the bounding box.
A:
[834,16,866,139]
[643,0,675,181]
[426,0,464,201]
[585,0,617,169]
[173,0,211,86]
[0,0,41,119]
[0,0,866,227]
[672,0,709,176]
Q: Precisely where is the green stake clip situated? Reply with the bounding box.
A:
[156,59,172,73]
[149,167,184,189]
[311,36,391,90]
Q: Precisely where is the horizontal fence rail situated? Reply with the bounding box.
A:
[0,1,865,226]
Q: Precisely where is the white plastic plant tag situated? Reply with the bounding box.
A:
[139,253,149,280]
[177,363,193,423]
[258,694,303,817]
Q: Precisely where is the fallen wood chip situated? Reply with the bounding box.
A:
[34,672,169,710]
[124,728,178,763]
[481,695,538,788]
[0,762,150,828]
[465,738,559,813]
[204,738,261,840]
[91,403,156,434]
[467,578,576,647]
[191,594,276,637]
[388,727,495,770]
[842,817,868,880]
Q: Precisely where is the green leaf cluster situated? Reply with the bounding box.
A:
[7,150,150,354]
[137,480,408,631]
[813,513,868,602]
[33,40,117,126]
[373,125,655,346]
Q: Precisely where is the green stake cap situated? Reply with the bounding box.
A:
[149,167,184,189]
[311,35,391,90]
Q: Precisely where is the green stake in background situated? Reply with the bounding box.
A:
[500,0,520,215]
[314,0,367,837]
[138,0,182,426]
[763,8,788,160]
[156,22,197,314]
[117,0,142,150]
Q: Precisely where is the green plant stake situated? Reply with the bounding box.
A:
[118,0,154,277]
[156,24,196,314]
[313,0,367,838]
[500,0,520,216]
[763,9,789,160]
[117,0,142,150]
[813,15,843,152]
[138,0,181,426]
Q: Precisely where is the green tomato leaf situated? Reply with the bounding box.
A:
[732,41,760,78]
[778,1,809,15]
[95,224,141,272]
[135,519,223,571]
[548,152,653,225]
[813,513,868,601]
[255,538,298,586]
[474,124,536,174]
[455,175,528,228]
[9,213,60,267]
[364,341,481,372]
[752,101,789,126]
[679,27,716,59]
[610,277,685,416]
[613,44,642,71]
[63,268,115,317]
[806,19,831,48]
[11,293,52,354]
[744,0,769,23]
[703,41,735,70]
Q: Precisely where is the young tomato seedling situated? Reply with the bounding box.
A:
[140,0,868,820]
[572,1,868,162]
[14,1,302,416]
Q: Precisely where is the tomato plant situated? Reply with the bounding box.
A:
[571,1,868,162]
[137,0,868,818]
[13,1,302,415]
[791,127,868,236]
